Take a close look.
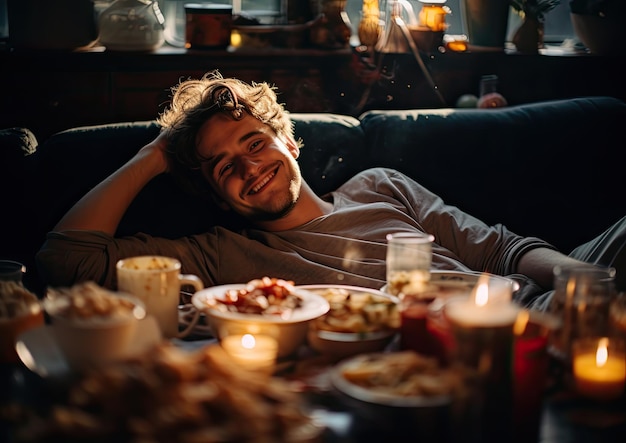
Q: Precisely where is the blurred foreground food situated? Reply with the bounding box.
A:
[9,343,320,443]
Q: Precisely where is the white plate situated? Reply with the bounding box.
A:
[192,284,330,324]
[15,316,162,379]
[330,352,451,408]
[381,270,519,293]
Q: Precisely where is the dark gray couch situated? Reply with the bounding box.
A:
[2,96,625,295]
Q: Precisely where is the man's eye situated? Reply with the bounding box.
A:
[218,163,233,177]
[250,140,263,151]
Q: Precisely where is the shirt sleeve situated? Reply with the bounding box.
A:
[36,230,216,289]
[384,169,558,275]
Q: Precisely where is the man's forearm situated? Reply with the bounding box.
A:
[516,247,599,290]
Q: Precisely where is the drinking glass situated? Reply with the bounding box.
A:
[386,231,434,354]
[609,292,626,340]
[385,231,434,297]
[547,266,617,363]
[0,260,25,283]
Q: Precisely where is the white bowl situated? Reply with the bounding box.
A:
[297,285,400,358]
[192,284,330,358]
[43,285,147,372]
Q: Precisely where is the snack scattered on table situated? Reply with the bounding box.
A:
[339,351,464,397]
[12,343,319,442]
[202,276,304,317]
[312,287,400,333]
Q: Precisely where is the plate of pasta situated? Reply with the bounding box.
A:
[330,351,463,408]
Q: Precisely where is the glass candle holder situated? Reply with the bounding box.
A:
[547,266,617,364]
[572,336,625,401]
[218,323,279,375]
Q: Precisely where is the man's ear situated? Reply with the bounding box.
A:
[285,136,300,159]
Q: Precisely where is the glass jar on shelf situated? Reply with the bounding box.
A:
[476,74,507,108]
[98,0,165,51]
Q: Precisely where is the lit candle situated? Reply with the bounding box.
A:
[220,333,278,374]
[445,274,519,327]
[444,274,520,442]
[573,337,626,401]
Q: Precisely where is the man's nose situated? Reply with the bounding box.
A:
[239,156,260,178]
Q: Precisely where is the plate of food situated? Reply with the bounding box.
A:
[297,284,400,358]
[330,351,463,408]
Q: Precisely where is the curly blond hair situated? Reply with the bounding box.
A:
[157,70,301,195]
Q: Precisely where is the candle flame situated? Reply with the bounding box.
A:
[473,274,490,307]
[241,333,256,349]
[596,337,609,367]
[513,309,530,336]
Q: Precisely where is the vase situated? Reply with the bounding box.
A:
[460,0,510,50]
[570,12,623,55]
[512,16,544,54]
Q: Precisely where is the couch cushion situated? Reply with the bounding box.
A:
[292,113,366,195]
[359,97,626,252]
[27,113,366,239]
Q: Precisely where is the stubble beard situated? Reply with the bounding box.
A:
[246,172,301,222]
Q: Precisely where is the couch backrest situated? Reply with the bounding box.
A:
[359,96,626,253]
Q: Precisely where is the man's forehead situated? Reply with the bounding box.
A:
[195,113,269,157]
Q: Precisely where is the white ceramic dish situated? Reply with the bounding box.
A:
[15,316,162,379]
[297,284,400,358]
[381,270,520,294]
[42,289,149,371]
[330,352,451,408]
[192,284,330,358]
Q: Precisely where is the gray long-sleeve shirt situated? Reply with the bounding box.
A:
[36,168,552,304]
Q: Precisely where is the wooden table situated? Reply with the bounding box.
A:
[1,336,625,443]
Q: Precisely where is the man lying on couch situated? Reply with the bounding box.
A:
[36,71,626,310]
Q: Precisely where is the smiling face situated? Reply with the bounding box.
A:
[195,112,303,223]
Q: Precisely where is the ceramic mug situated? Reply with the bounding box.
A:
[116,255,204,338]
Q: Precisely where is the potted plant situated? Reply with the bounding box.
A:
[510,0,560,53]
[569,0,625,54]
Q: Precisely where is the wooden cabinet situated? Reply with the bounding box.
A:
[0,47,354,140]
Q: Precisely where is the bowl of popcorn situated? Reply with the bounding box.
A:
[42,281,148,371]
[298,285,401,359]
[192,277,330,358]
[0,281,44,363]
